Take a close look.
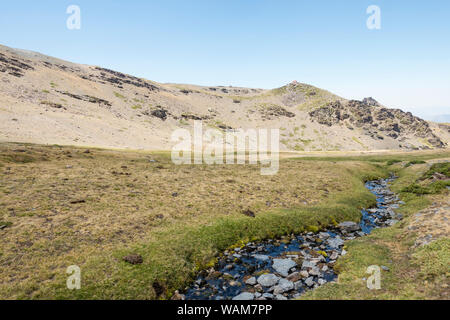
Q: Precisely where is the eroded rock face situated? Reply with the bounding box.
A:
[151,109,168,121]
[261,105,296,119]
[309,100,446,148]
[142,106,170,121]
[362,97,380,107]
[56,90,112,107]
[0,52,34,77]
[93,67,160,92]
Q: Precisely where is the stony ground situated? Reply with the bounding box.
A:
[407,198,449,248]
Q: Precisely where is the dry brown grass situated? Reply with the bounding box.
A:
[0,142,357,299]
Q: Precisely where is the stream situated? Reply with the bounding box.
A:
[179,177,402,300]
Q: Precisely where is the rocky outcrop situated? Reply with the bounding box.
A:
[362,97,380,106]
[56,90,112,107]
[40,101,66,110]
[142,106,169,121]
[309,100,446,148]
[1,44,448,152]
[92,67,160,92]
[255,104,296,120]
[181,113,211,121]
[0,52,34,77]
[262,105,295,119]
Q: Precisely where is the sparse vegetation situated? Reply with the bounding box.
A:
[352,137,367,149]
[386,159,402,165]
[404,160,426,167]
[423,162,450,179]
[114,91,126,99]
[131,104,142,110]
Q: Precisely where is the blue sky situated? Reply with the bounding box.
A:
[1,0,449,120]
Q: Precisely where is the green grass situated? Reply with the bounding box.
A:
[404,160,426,168]
[292,150,450,163]
[423,162,450,179]
[400,162,450,195]
[0,142,394,300]
[0,221,13,228]
[401,181,450,195]
[47,163,387,299]
[412,238,450,280]
[1,143,447,300]
[300,160,449,300]
[386,159,402,166]
[114,92,126,99]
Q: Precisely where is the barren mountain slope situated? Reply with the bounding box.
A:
[0,44,448,151]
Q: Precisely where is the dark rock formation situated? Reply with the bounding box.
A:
[142,106,169,121]
[40,101,66,110]
[56,91,112,107]
[362,97,379,106]
[0,52,34,77]
[259,104,296,120]
[309,100,445,148]
[93,67,160,92]
[181,113,211,121]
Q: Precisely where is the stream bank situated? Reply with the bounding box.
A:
[177,177,402,300]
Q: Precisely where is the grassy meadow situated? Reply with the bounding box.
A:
[0,142,448,299]
[301,160,449,299]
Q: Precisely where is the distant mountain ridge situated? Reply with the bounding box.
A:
[433,114,450,123]
[0,44,449,151]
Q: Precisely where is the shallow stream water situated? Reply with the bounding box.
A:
[181,177,401,300]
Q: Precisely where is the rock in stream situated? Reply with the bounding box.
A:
[182,177,401,300]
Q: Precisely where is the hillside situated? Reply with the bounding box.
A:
[1,44,449,151]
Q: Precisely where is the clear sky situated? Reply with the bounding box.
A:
[1,0,449,120]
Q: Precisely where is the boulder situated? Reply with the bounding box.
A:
[272,259,296,277]
[273,278,294,294]
[232,292,255,300]
[304,277,315,287]
[338,221,361,232]
[257,274,280,287]
[327,237,345,249]
[252,254,270,261]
